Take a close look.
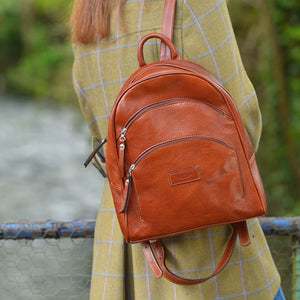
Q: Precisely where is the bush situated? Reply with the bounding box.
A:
[0,0,75,104]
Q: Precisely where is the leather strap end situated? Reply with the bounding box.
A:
[238,221,251,246]
[84,137,107,168]
[119,177,131,214]
[160,46,171,61]
[141,242,163,278]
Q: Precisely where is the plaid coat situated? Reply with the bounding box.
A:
[72,0,280,299]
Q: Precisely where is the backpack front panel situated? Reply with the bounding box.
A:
[106,61,266,243]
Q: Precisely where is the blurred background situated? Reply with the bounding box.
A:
[0,0,299,299]
[0,0,104,223]
[0,0,299,219]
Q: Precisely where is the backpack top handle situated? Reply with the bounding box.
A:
[138,33,180,67]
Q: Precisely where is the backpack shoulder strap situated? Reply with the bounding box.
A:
[160,0,177,60]
[141,222,250,285]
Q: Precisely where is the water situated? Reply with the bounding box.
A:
[0,95,103,299]
[0,95,104,221]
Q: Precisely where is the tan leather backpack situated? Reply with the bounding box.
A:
[87,0,267,285]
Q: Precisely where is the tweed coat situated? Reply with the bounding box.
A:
[72,0,281,299]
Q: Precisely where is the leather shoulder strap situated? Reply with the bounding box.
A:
[141,222,250,285]
[160,0,177,60]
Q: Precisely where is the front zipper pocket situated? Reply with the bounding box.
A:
[125,136,245,234]
[116,98,234,179]
[117,98,232,141]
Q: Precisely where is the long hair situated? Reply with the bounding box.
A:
[70,0,229,44]
[70,0,122,44]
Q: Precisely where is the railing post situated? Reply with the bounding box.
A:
[292,236,300,300]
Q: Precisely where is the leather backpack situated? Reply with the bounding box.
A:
[86,0,267,285]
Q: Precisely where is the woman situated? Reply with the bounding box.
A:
[71,0,283,299]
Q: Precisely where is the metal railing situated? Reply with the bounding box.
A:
[0,217,299,299]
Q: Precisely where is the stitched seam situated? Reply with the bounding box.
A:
[131,176,144,221]
[131,139,244,220]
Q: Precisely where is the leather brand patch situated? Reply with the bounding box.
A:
[168,167,201,186]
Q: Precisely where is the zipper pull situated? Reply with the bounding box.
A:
[119,164,135,214]
[120,128,127,140]
[118,128,127,178]
[84,137,107,168]
[128,164,135,176]
[118,143,125,178]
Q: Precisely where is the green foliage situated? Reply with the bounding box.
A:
[264,0,300,215]
[0,0,74,104]
[6,46,63,98]
[0,1,22,70]
[229,0,300,216]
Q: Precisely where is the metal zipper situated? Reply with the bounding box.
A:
[121,136,233,213]
[111,70,239,169]
[119,164,135,214]
[131,136,232,169]
[117,98,232,142]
